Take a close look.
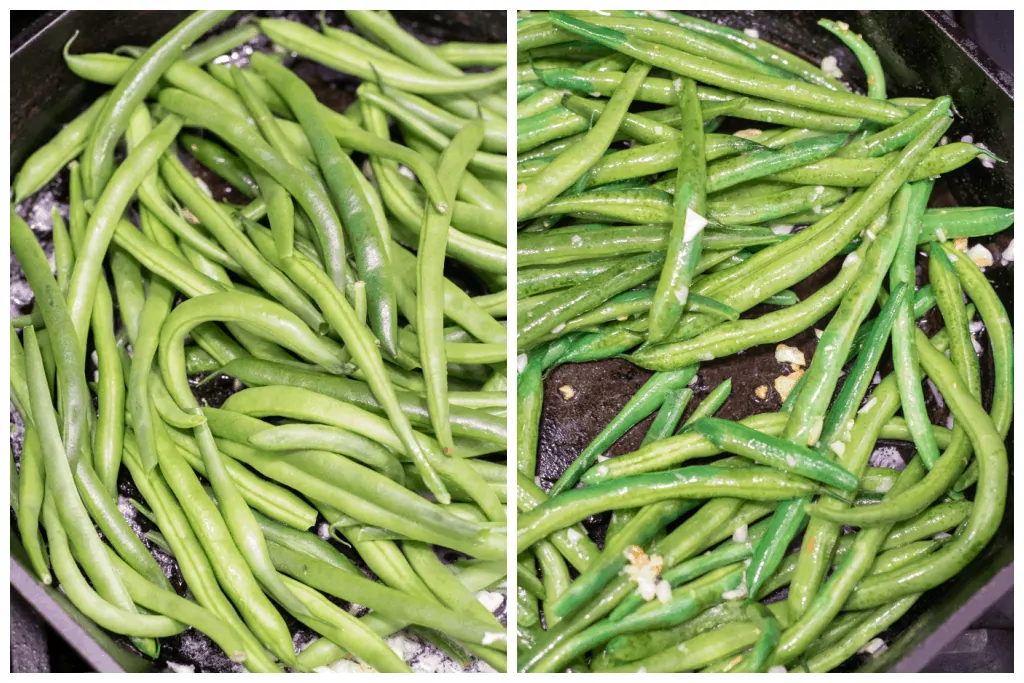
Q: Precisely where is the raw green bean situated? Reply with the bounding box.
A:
[80,11,230,197]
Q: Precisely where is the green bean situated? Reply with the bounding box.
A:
[215,357,504,445]
[25,327,164,657]
[705,133,850,193]
[39,493,181,640]
[519,251,665,349]
[156,292,347,618]
[361,105,507,274]
[785,371,905,618]
[121,435,283,672]
[692,418,858,491]
[841,279,1010,610]
[647,77,706,341]
[106,548,258,665]
[518,60,652,220]
[806,595,920,672]
[182,21,261,65]
[891,181,941,468]
[632,241,865,371]
[520,466,819,553]
[148,418,300,663]
[708,185,847,224]
[918,206,1015,243]
[107,246,145,343]
[12,95,103,202]
[67,114,181,348]
[213,384,501,520]
[640,11,848,90]
[563,498,721,623]
[148,421,319,532]
[819,18,885,99]
[820,282,909,453]
[10,210,92,468]
[248,423,402,482]
[529,564,745,672]
[765,452,925,666]
[434,40,506,67]
[254,57,397,355]
[411,119,485,454]
[269,543,507,653]
[260,18,507,95]
[271,250,453,503]
[403,541,503,629]
[837,97,951,159]
[676,379,731,433]
[768,143,988,186]
[179,133,258,198]
[90,278,127,497]
[16,427,51,584]
[516,358,545,478]
[547,15,905,122]
[158,89,351,292]
[666,114,949,355]
[80,11,231,197]
[551,365,697,495]
[517,472,599,573]
[47,207,74,298]
[539,66,865,131]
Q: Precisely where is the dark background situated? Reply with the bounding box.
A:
[8,7,1013,674]
[8,10,1015,73]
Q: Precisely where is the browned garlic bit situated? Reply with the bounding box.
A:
[558,385,575,400]
[734,128,763,139]
[775,343,806,367]
[622,545,667,602]
[774,368,804,401]
[754,385,769,400]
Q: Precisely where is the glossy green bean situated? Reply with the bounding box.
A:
[819,18,885,99]
[519,466,819,552]
[632,242,865,371]
[518,60,652,220]
[640,11,847,90]
[253,55,398,356]
[180,133,258,198]
[918,206,1015,243]
[768,143,988,186]
[549,13,905,122]
[647,77,706,341]
[550,365,697,496]
[516,472,599,573]
[692,418,858,491]
[519,251,665,349]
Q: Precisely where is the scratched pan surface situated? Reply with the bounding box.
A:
[533,10,1012,673]
[10,9,506,673]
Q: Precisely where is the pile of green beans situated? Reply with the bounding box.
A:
[11,11,507,673]
[516,10,1013,673]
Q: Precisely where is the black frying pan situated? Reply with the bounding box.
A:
[10,10,507,673]
[533,10,1013,673]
